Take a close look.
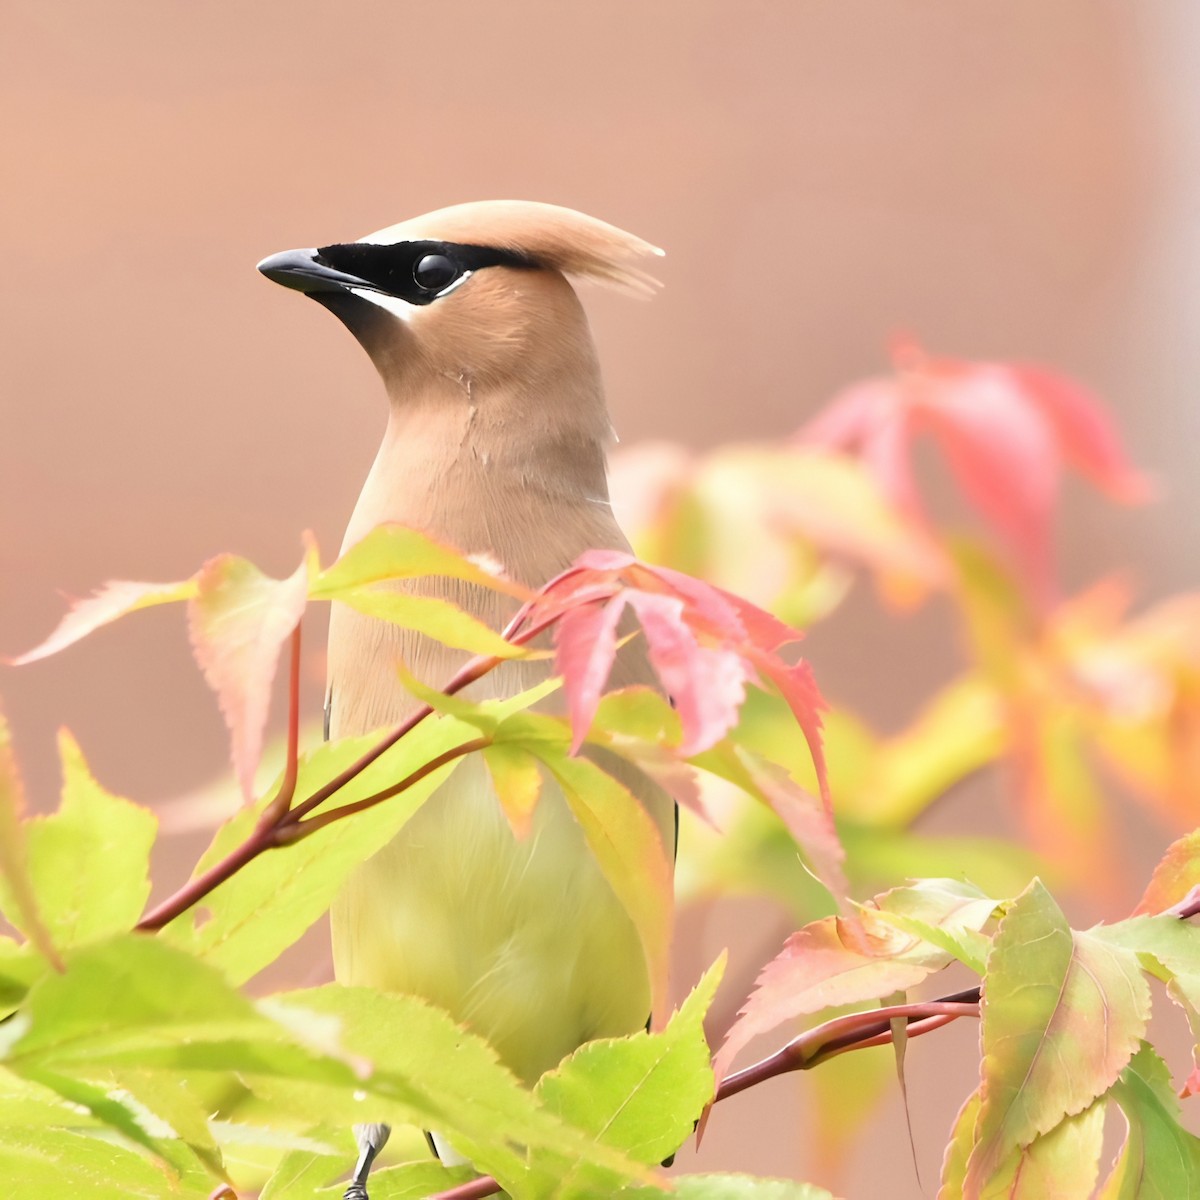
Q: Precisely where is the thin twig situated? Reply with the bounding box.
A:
[714,999,980,1103]
[136,609,560,933]
[279,737,492,840]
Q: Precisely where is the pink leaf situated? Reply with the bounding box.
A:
[187,551,309,803]
[736,749,846,904]
[712,912,931,1085]
[797,343,1150,608]
[917,364,1059,603]
[555,595,629,753]
[1011,365,1153,503]
[8,579,197,666]
[625,591,747,755]
[755,656,832,814]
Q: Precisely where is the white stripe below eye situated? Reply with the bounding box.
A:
[435,270,473,298]
[349,288,418,321]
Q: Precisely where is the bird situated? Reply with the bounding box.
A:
[257,201,675,1199]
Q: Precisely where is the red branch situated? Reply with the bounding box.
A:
[136,609,561,934]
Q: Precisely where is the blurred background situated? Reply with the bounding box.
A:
[3,2,1198,1194]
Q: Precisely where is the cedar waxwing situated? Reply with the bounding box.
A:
[258,201,675,1200]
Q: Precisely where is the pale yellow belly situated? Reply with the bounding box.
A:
[330,755,652,1084]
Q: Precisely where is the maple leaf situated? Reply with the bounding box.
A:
[6,579,197,666]
[187,551,309,803]
[800,340,1150,606]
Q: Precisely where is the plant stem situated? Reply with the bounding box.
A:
[135,611,560,933]
[279,737,492,839]
[714,998,980,1103]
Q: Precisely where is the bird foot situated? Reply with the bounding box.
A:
[343,1185,369,1200]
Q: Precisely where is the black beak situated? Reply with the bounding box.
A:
[256,248,372,295]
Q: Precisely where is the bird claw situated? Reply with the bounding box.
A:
[343,1185,369,1200]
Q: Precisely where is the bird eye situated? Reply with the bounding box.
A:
[412,253,459,292]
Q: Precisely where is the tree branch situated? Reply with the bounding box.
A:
[136,609,561,934]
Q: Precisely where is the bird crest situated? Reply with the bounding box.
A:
[358,200,663,296]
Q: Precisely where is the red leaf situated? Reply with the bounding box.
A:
[624,591,747,755]
[187,551,309,803]
[7,579,197,666]
[799,343,1149,607]
[554,595,628,753]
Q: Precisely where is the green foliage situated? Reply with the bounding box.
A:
[4,347,1199,1196]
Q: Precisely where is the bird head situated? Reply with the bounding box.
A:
[257,200,662,403]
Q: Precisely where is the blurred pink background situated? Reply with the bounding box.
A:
[3,3,1198,1194]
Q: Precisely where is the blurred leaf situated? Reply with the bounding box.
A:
[801,346,1147,604]
[692,742,846,919]
[187,550,309,803]
[18,731,156,948]
[261,1147,346,1200]
[164,715,477,985]
[0,1065,106,1129]
[0,938,46,1015]
[0,1127,200,1199]
[965,881,1150,1194]
[7,579,197,666]
[622,1174,837,1199]
[939,1088,1106,1200]
[0,708,59,969]
[1098,1043,1200,1198]
[535,955,722,1186]
[863,675,1005,826]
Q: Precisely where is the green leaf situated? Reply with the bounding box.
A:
[1094,915,1200,1096]
[271,985,653,1192]
[260,1147,346,1200]
[0,1127,200,1199]
[0,1065,106,1130]
[940,1089,1106,1199]
[535,955,723,1187]
[0,936,46,1015]
[312,524,527,600]
[333,586,525,657]
[1099,1043,1200,1199]
[0,708,60,968]
[317,1160,475,1199]
[965,881,1150,1194]
[482,742,543,838]
[870,878,1000,976]
[534,748,675,1024]
[163,715,477,984]
[19,732,157,949]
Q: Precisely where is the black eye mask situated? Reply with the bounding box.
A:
[315,240,536,305]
